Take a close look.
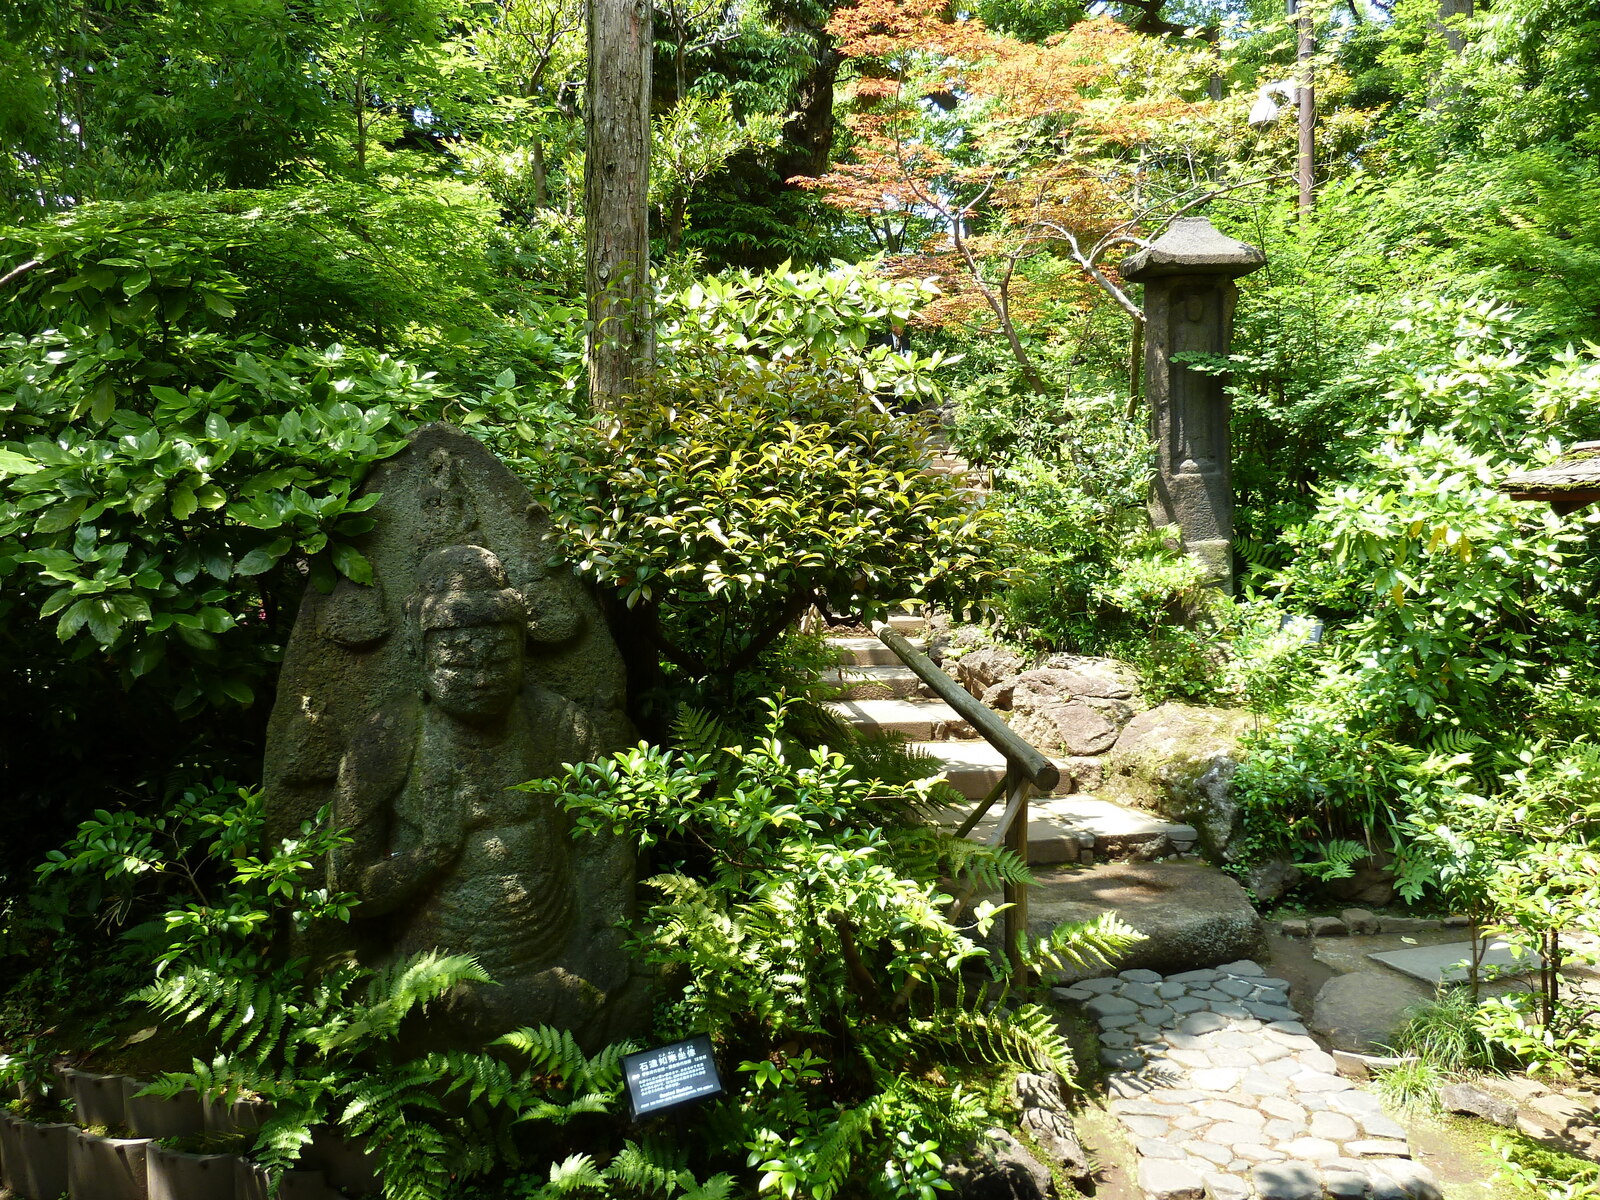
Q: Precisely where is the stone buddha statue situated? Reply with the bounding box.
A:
[263,424,645,1047]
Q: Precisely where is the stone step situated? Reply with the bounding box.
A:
[829,636,925,667]
[884,612,927,635]
[826,698,972,740]
[932,793,1197,864]
[907,739,1070,801]
[821,665,931,701]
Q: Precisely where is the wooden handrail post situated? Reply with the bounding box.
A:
[1004,770,1030,983]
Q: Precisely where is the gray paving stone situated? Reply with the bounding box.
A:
[1251,1161,1322,1200]
[1170,996,1208,1014]
[1157,981,1187,999]
[1368,1158,1442,1200]
[1219,960,1266,976]
[1208,1002,1251,1019]
[1282,1137,1339,1164]
[1075,976,1121,993]
[1190,1068,1243,1092]
[1186,1140,1232,1166]
[1100,1031,1134,1047]
[1201,1172,1251,1200]
[1368,940,1530,986]
[1240,1071,1290,1097]
[1168,969,1221,984]
[1087,993,1139,1016]
[1266,1020,1310,1035]
[1196,1100,1263,1126]
[1102,1049,1144,1069]
[1138,1158,1207,1200]
[1216,977,1255,997]
[1055,984,1097,1002]
[1209,1122,1269,1148]
[1123,982,1163,1007]
[1121,1114,1173,1138]
[1291,1072,1353,1092]
[1259,1097,1306,1123]
[1101,1011,1142,1029]
[1357,1113,1408,1140]
[1180,1012,1229,1036]
[1328,1090,1385,1117]
[1121,968,1165,983]
[1264,1118,1302,1141]
[1235,1144,1286,1163]
[1309,1110,1358,1141]
[1246,1002,1301,1022]
[1323,1168,1370,1198]
[1139,1139,1189,1160]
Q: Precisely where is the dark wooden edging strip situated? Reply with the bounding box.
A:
[872,624,1060,793]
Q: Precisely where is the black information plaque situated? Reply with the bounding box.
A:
[622,1035,724,1118]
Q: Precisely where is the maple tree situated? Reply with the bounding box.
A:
[795,2,1242,393]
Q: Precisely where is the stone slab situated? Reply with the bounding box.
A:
[1017,861,1265,981]
[824,697,971,740]
[1368,939,1537,986]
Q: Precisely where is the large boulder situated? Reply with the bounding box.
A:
[945,1129,1056,1200]
[983,667,1142,758]
[1018,861,1266,981]
[950,643,1029,698]
[1104,703,1253,860]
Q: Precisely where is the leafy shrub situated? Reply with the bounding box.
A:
[544,351,1006,708]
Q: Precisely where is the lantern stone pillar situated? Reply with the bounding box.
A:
[1121,217,1265,593]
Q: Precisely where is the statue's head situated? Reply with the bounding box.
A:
[411,545,527,725]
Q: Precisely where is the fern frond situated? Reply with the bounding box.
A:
[1025,912,1145,977]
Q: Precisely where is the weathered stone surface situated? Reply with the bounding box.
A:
[1009,696,1122,757]
[950,644,1028,700]
[1250,1161,1321,1200]
[1038,654,1141,698]
[1122,219,1264,592]
[1367,1158,1443,1200]
[1309,917,1347,938]
[946,1129,1055,1200]
[1104,704,1253,860]
[1341,908,1380,935]
[1023,861,1265,980]
[262,423,643,1047]
[1013,1074,1090,1182]
[1246,859,1302,904]
[1437,1081,1517,1127]
[1323,849,1398,907]
[1137,1157,1206,1200]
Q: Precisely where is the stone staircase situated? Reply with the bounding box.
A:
[819,615,1198,867]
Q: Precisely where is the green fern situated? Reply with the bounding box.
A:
[1024,913,1146,977]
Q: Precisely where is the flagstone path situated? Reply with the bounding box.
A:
[1056,960,1444,1200]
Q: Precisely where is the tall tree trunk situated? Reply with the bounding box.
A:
[586,0,653,412]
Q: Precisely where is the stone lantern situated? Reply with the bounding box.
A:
[1121,217,1265,592]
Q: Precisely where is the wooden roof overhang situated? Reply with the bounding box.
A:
[1501,442,1600,514]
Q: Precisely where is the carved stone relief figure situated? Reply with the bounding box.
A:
[263,424,644,1045]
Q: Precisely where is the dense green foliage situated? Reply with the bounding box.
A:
[5,0,1600,1189]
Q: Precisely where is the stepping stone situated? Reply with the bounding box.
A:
[1018,861,1266,981]
[1368,939,1537,986]
[1031,796,1198,851]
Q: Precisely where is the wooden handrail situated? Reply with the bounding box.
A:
[873,623,1060,793]
[872,620,1052,982]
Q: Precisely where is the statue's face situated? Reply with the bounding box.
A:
[424,622,524,724]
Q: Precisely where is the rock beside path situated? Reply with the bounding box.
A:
[1025,861,1265,980]
[1104,703,1254,860]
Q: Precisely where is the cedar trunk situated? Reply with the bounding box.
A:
[585,0,653,412]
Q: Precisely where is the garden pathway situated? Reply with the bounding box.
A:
[1058,960,1444,1200]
